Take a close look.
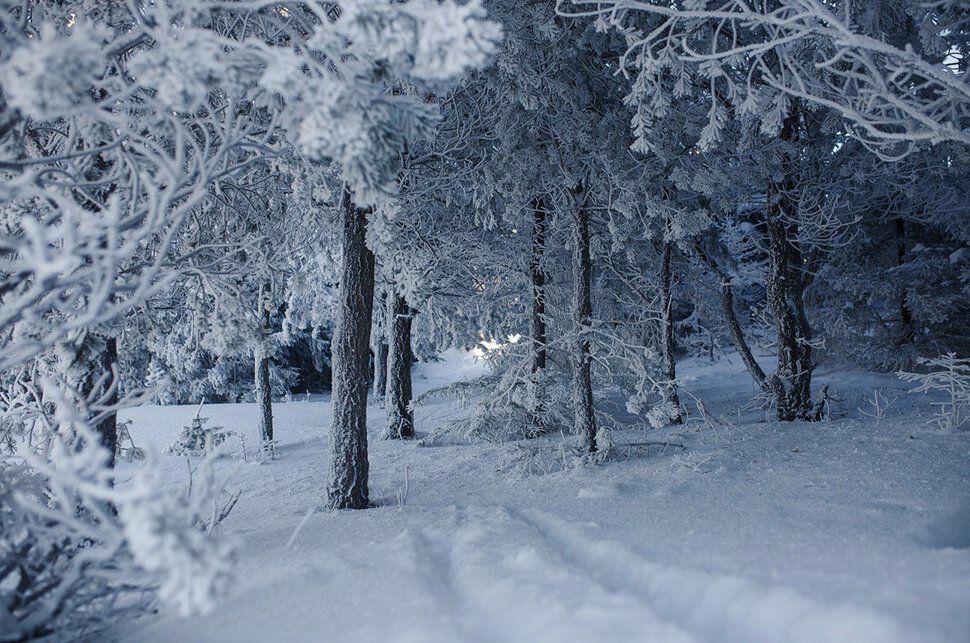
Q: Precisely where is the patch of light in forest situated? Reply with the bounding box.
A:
[471,333,521,358]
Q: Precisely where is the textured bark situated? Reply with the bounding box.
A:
[765,109,814,421]
[659,233,682,423]
[383,290,415,439]
[327,188,376,510]
[529,196,548,432]
[255,294,274,451]
[571,187,597,453]
[374,342,388,399]
[79,335,119,468]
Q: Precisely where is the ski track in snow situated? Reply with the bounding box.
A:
[123,351,970,643]
[362,504,911,643]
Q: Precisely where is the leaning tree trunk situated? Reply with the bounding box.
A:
[254,285,274,454]
[694,242,770,393]
[571,185,597,453]
[659,226,682,424]
[529,196,548,434]
[765,108,814,421]
[383,290,415,439]
[327,187,376,510]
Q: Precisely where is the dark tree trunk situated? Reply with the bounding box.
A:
[374,342,388,399]
[383,290,415,439]
[572,184,597,453]
[255,288,274,453]
[659,229,682,423]
[694,242,771,392]
[895,218,914,343]
[76,334,119,468]
[765,108,814,421]
[529,196,548,433]
[327,187,376,510]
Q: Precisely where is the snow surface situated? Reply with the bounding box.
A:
[119,349,970,642]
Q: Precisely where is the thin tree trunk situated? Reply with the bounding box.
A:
[659,227,682,423]
[77,334,119,468]
[255,286,274,454]
[373,287,389,399]
[529,196,548,433]
[765,108,813,421]
[328,187,376,510]
[895,217,914,343]
[694,242,771,392]
[572,184,597,453]
[374,342,388,399]
[383,290,415,439]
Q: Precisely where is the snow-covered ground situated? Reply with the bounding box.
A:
[119,350,970,643]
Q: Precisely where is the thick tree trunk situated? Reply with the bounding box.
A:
[765,109,814,421]
[327,187,376,510]
[659,231,682,423]
[383,290,415,439]
[254,291,274,453]
[529,196,548,433]
[572,186,597,453]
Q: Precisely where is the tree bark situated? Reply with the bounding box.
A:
[895,217,914,343]
[76,334,119,468]
[383,290,415,439]
[254,287,274,454]
[659,228,682,423]
[693,242,771,393]
[374,341,388,400]
[572,184,597,453]
[765,108,814,421]
[327,187,376,510]
[529,196,548,433]
[373,287,389,399]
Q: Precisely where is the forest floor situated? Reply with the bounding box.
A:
[118,350,970,643]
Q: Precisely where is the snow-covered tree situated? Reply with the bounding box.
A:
[560,0,970,158]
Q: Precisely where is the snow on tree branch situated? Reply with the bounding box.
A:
[558,0,970,158]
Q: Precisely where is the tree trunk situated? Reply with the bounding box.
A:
[327,187,376,510]
[572,184,597,453]
[659,229,682,423]
[77,334,119,468]
[373,287,389,400]
[254,287,274,454]
[529,196,548,433]
[765,108,814,421]
[895,217,914,343]
[694,242,771,393]
[374,342,388,400]
[383,290,415,439]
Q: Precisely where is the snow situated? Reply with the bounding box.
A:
[118,351,970,642]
